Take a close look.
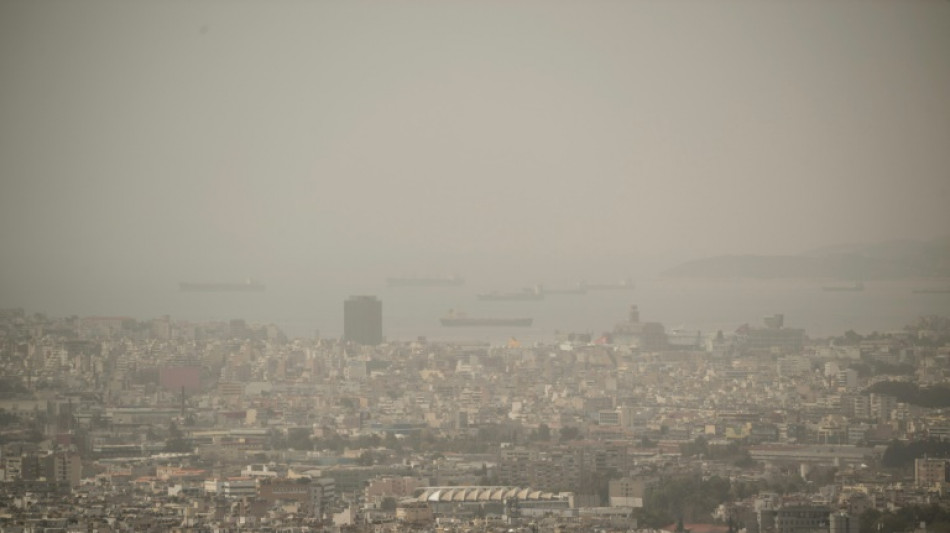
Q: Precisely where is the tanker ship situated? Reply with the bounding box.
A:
[476,285,545,301]
[179,279,266,292]
[583,278,635,291]
[386,275,465,287]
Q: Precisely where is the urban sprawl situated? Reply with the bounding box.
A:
[2,304,950,533]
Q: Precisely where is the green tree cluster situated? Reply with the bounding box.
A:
[559,426,582,442]
[0,378,29,398]
[164,422,194,453]
[866,381,950,408]
[860,504,950,533]
[643,474,731,526]
[881,439,950,468]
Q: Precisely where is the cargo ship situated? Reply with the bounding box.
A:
[822,282,864,292]
[912,288,950,294]
[477,285,545,301]
[179,279,266,292]
[386,275,464,287]
[440,311,532,327]
[583,278,635,291]
[545,282,588,295]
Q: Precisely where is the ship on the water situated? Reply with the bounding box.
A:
[822,282,864,292]
[545,282,588,295]
[912,288,950,294]
[477,285,545,301]
[440,311,532,327]
[386,275,464,288]
[583,278,635,291]
[179,279,266,292]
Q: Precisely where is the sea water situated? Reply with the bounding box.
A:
[148,278,950,344]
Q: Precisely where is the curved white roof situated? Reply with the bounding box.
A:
[413,486,571,503]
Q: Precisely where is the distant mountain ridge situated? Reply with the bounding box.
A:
[662,237,950,280]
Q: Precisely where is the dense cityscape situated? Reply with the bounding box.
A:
[3,0,949,531]
[2,301,950,533]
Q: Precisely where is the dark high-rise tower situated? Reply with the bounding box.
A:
[343,295,382,345]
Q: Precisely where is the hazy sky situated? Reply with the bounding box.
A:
[2,0,949,305]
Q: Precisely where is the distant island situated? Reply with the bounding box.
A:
[662,237,950,280]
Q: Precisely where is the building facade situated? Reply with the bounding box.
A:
[915,457,949,487]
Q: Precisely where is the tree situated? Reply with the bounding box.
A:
[380,497,397,512]
[165,421,193,453]
[269,429,288,450]
[645,474,732,524]
[882,438,950,469]
[842,330,862,345]
[559,426,581,442]
[576,468,619,505]
[287,428,313,451]
[383,431,401,451]
[680,436,709,457]
[733,450,756,468]
[530,423,551,442]
[357,450,375,466]
[0,378,29,398]
[0,409,19,426]
[634,507,674,529]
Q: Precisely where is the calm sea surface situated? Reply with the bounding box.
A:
[124,278,950,344]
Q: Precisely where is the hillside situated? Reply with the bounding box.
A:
[662,238,950,280]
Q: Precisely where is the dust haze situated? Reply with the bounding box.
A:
[2,0,949,319]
